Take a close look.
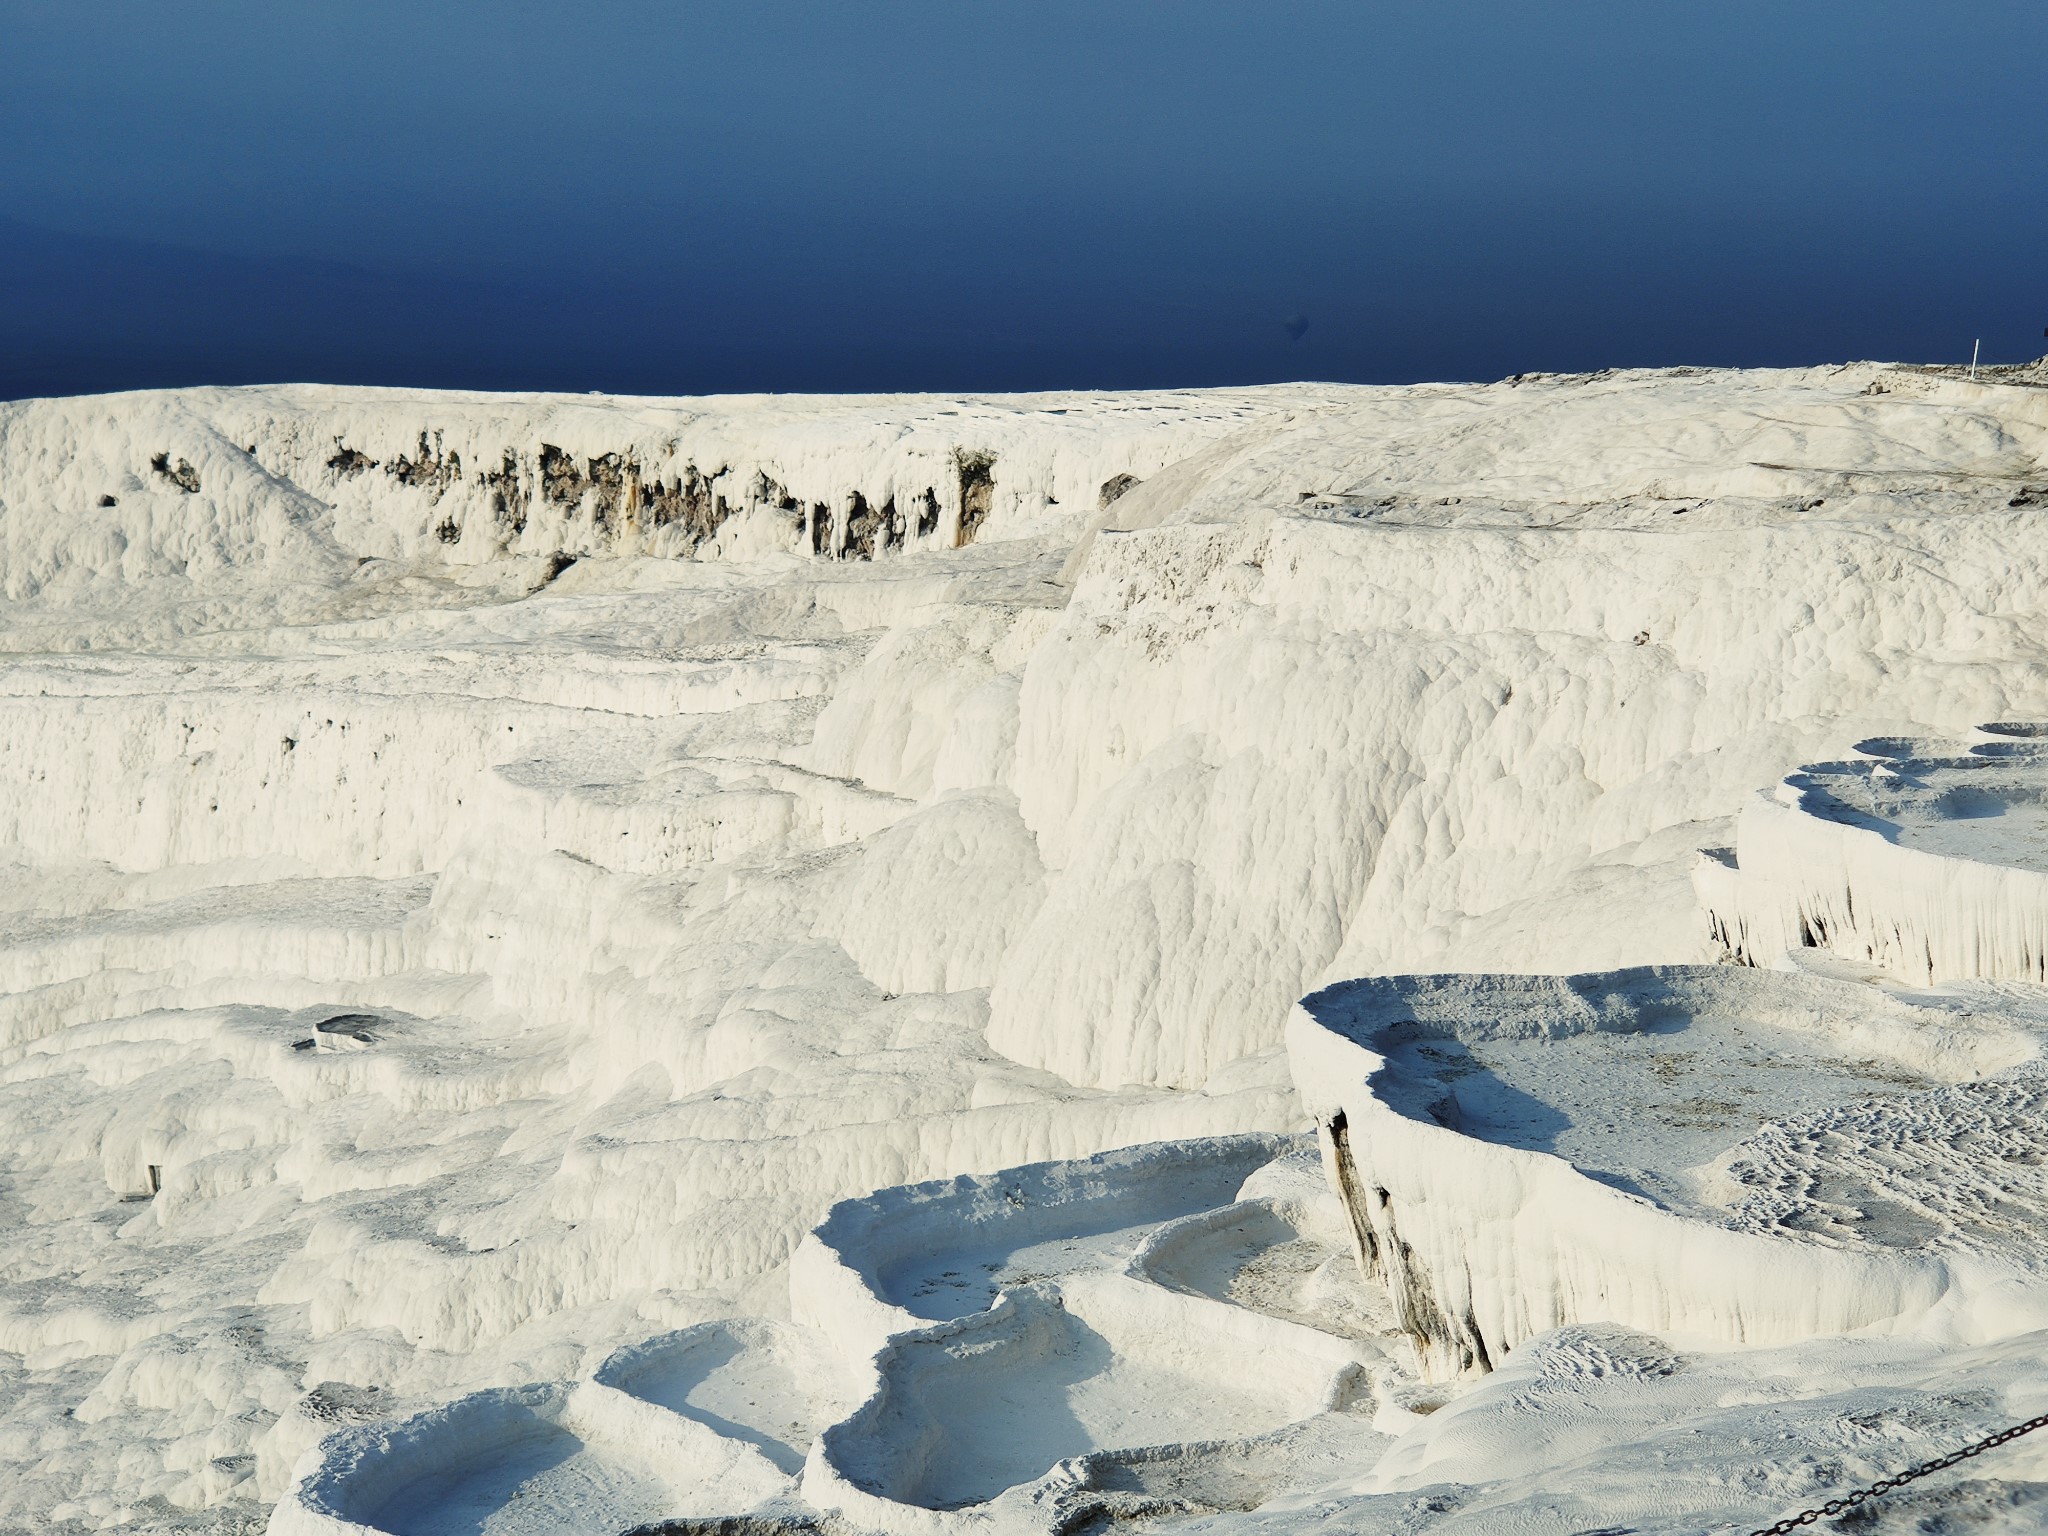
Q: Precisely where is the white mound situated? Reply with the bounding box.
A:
[7,363,2048,1532]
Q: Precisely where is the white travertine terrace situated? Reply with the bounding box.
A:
[271,1137,1409,1536]
[1699,726,2048,982]
[1288,965,2048,1377]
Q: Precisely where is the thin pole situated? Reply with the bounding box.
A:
[1970,339,1981,380]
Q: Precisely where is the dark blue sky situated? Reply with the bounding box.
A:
[3,1,2043,399]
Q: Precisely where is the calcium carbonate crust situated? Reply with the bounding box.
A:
[2,363,2048,1530]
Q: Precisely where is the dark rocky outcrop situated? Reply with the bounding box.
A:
[955,449,996,546]
[643,462,735,545]
[150,453,201,493]
[841,492,905,560]
[1098,472,1141,510]
[538,443,587,511]
[315,1013,380,1044]
[1322,1111,1492,1375]
[584,452,631,535]
[479,451,525,537]
[627,1518,834,1536]
[309,429,1014,562]
[385,431,461,501]
[326,443,376,479]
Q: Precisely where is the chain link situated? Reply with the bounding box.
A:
[1747,1411,2048,1535]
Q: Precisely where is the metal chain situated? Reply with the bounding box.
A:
[1747,1410,2048,1535]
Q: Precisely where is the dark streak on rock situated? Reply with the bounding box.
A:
[480,451,525,537]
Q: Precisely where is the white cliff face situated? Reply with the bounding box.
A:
[6,364,2048,1533]
[990,370,2048,1090]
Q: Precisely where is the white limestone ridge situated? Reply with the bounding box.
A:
[6,363,2048,1533]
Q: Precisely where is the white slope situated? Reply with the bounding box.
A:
[2,362,2048,1532]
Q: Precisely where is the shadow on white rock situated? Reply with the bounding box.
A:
[791,1136,1401,1532]
[595,1318,860,1479]
[270,1374,792,1536]
[807,1276,1374,1528]
[791,1133,1295,1355]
